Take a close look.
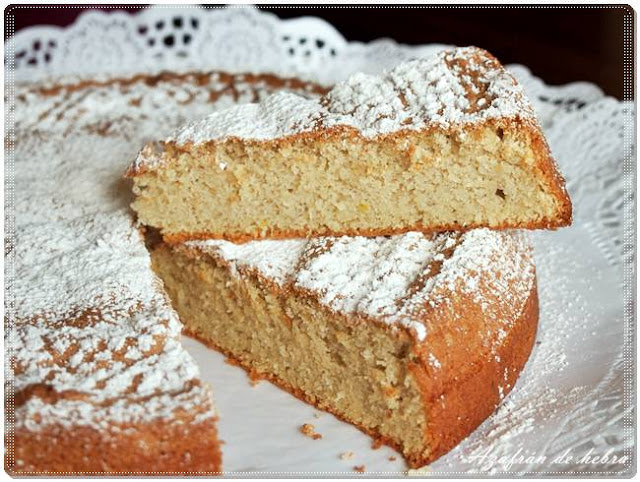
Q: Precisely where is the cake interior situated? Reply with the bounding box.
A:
[150,244,432,466]
[132,124,569,241]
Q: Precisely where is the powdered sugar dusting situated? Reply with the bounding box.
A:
[170,93,330,144]
[194,238,309,283]
[14,212,161,322]
[9,72,318,435]
[151,47,535,154]
[10,62,534,447]
[191,229,535,342]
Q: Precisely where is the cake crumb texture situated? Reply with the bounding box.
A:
[150,228,539,467]
[128,46,571,242]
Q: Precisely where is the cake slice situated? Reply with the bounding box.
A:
[150,228,538,467]
[127,47,571,243]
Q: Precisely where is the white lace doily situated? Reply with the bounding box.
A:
[6,5,634,475]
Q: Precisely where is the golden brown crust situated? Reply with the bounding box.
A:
[24,70,327,100]
[6,417,222,475]
[181,283,538,469]
[409,284,539,466]
[526,127,573,226]
[163,216,568,245]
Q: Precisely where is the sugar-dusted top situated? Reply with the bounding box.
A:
[9,71,320,436]
[12,211,213,431]
[147,47,535,150]
[186,228,535,342]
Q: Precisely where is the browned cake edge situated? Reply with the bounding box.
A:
[412,285,539,465]
[6,416,222,475]
[23,70,327,99]
[163,218,567,245]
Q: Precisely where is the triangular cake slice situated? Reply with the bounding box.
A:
[150,228,538,467]
[127,47,572,243]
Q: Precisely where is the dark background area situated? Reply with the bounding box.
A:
[7,4,633,99]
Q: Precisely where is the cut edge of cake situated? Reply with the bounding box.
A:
[9,63,328,474]
[150,229,539,467]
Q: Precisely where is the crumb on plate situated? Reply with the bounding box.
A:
[300,423,322,440]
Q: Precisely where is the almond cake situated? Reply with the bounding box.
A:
[150,229,538,468]
[9,52,544,472]
[127,47,572,243]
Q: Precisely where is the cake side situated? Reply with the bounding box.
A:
[150,229,538,467]
[180,282,538,469]
[133,120,571,244]
[9,391,221,474]
[410,286,538,465]
[127,47,571,242]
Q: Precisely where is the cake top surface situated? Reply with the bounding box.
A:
[9,70,320,433]
[131,46,536,173]
[12,211,211,431]
[185,229,535,342]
